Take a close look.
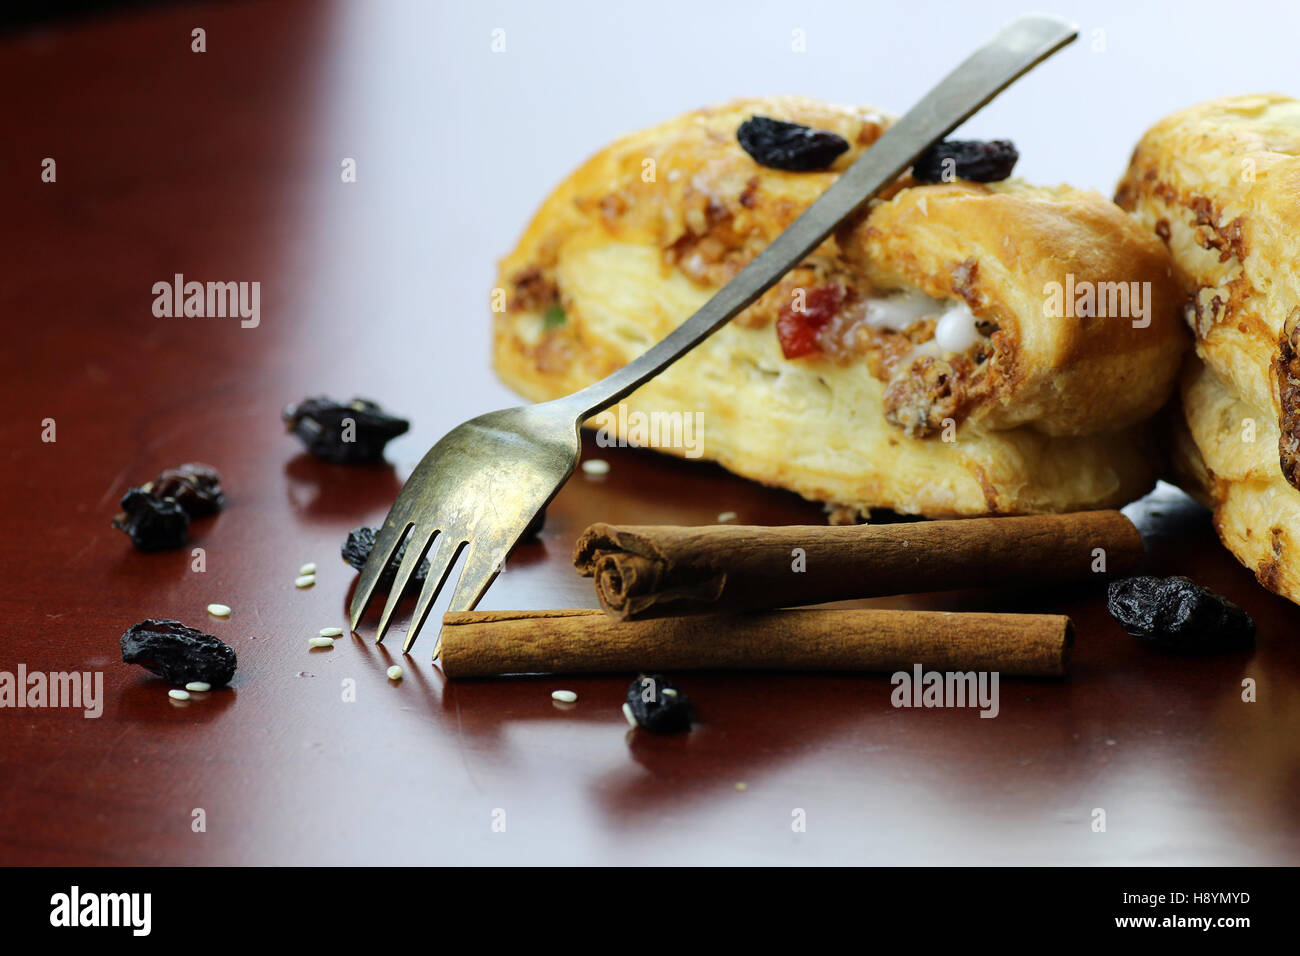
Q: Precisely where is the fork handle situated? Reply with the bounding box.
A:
[560,13,1076,422]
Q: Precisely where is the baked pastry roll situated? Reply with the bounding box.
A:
[1117,93,1300,601]
[494,96,1187,517]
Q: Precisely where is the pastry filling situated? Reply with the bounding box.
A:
[508,267,1000,439]
[775,283,999,436]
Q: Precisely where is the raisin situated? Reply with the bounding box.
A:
[625,673,692,733]
[282,397,410,464]
[912,139,1019,184]
[121,619,237,686]
[737,116,849,172]
[112,488,189,551]
[146,462,225,516]
[1106,575,1255,653]
[341,526,430,590]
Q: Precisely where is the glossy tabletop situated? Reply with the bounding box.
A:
[3,0,1299,866]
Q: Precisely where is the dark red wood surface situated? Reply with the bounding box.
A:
[3,1,1299,865]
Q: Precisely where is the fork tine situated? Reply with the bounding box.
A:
[375,528,436,644]
[349,519,412,632]
[401,534,465,653]
[430,539,507,659]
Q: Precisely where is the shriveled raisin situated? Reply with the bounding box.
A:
[147,462,225,516]
[624,673,692,733]
[283,397,409,464]
[112,489,189,551]
[121,619,237,686]
[912,139,1018,183]
[737,116,849,172]
[341,526,429,590]
[1106,575,1255,653]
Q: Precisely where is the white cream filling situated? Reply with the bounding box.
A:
[862,290,984,359]
[862,289,944,331]
[933,301,982,353]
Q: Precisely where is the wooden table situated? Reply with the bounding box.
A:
[3,0,1298,866]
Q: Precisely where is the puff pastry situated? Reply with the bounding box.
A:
[1117,93,1300,601]
[493,96,1187,517]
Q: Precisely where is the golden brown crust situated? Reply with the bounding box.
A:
[1116,93,1300,489]
[492,96,1186,517]
[844,181,1186,435]
[1119,93,1300,604]
[1176,356,1300,602]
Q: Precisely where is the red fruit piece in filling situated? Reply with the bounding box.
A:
[776,283,845,359]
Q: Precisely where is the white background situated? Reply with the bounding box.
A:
[311,0,1300,421]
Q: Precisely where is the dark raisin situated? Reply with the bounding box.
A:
[112,488,189,551]
[282,397,410,464]
[341,526,429,590]
[737,116,849,172]
[120,619,237,686]
[912,139,1019,184]
[1106,575,1255,653]
[147,462,225,516]
[625,673,692,733]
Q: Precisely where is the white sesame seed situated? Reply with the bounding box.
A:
[309,636,335,648]
[168,689,191,701]
[622,702,638,727]
[717,511,738,523]
[662,688,678,697]
[581,459,610,475]
[299,562,317,576]
[319,627,343,637]
[294,575,316,588]
[206,603,231,617]
[552,689,578,703]
[386,665,403,680]
[184,681,211,693]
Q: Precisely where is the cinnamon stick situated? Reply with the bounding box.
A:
[439,608,1072,678]
[574,511,1141,621]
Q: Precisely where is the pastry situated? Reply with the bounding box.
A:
[1117,93,1300,601]
[493,96,1188,517]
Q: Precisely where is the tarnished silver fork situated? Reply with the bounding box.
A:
[349,13,1077,655]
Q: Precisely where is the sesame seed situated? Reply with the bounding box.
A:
[184,681,211,693]
[717,511,738,523]
[319,627,343,637]
[662,688,678,697]
[168,689,191,701]
[309,636,335,648]
[735,782,748,792]
[294,575,316,589]
[386,665,403,680]
[552,689,578,703]
[581,459,610,475]
[299,562,317,576]
[622,702,638,727]
[206,603,231,617]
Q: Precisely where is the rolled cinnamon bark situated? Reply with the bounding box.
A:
[574,511,1141,621]
[439,608,1072,678]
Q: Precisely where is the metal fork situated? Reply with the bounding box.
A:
[349,13,1077,656]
